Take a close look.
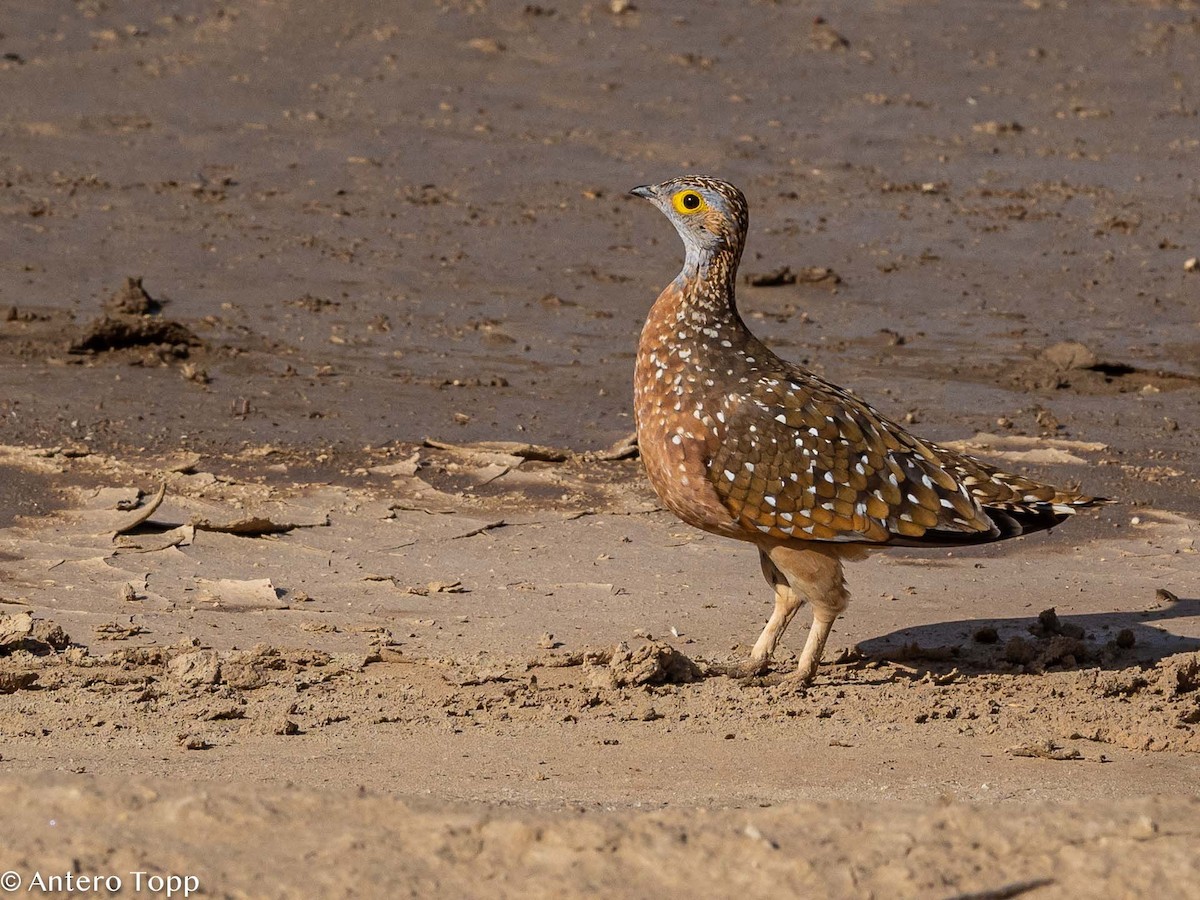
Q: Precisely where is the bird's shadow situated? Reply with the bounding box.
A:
[847,597,1200,677]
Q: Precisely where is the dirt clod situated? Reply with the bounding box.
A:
[606,641,702,687]
[746,266,797,287]
[168,649,221,687]
[0,613,70,655]
[1033,607,1064,635]
[1165,657,1200,696]
[0,612,34,650]
[179,733,212,751]
[1004,636,1036,665]
[70,316,202,355]
[1007,740,1082,761]
[0,671,38,693]
[103,276,162,316]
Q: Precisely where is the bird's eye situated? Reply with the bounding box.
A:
[671,190,707,215]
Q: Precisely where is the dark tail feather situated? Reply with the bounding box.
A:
[891,496,1110,548]
[988,506,1071,539]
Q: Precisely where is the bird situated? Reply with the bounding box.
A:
[629,176,1108,684]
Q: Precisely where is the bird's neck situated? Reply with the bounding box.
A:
[674,245,742,323]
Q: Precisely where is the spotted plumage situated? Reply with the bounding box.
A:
[631,176,1108,683]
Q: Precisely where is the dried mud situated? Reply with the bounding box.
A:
[0,442,1198,895]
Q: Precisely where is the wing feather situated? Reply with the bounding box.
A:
[702,369,1100,546]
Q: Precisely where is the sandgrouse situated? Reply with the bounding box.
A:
[630,176,1106,683]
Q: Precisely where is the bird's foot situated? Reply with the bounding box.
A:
[780,658,820,686]
[706,656,771,680]
[728,668,813,692]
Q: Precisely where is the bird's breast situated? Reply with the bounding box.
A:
[634,294,743,538]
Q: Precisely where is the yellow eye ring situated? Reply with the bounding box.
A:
[671,190,707,215]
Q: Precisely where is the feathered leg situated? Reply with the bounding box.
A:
[759,543,855,683]
[748,547,808,665]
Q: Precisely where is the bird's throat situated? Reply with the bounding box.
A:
[673,247,741,321]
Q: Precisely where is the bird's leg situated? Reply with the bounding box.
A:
[766,544,852,685]
[748,548,807,666]
[790,605,841,684]
[711,548,805,678]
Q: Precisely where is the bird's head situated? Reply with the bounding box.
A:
[629,176,749,268]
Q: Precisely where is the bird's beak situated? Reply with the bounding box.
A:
[629,184,656,200]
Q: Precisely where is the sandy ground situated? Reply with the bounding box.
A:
[2,0,1200,896]
[0,444,1198,898]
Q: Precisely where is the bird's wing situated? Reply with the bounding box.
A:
[703,371,1097,546]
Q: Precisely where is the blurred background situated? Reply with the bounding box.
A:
[1,0,1196,511]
